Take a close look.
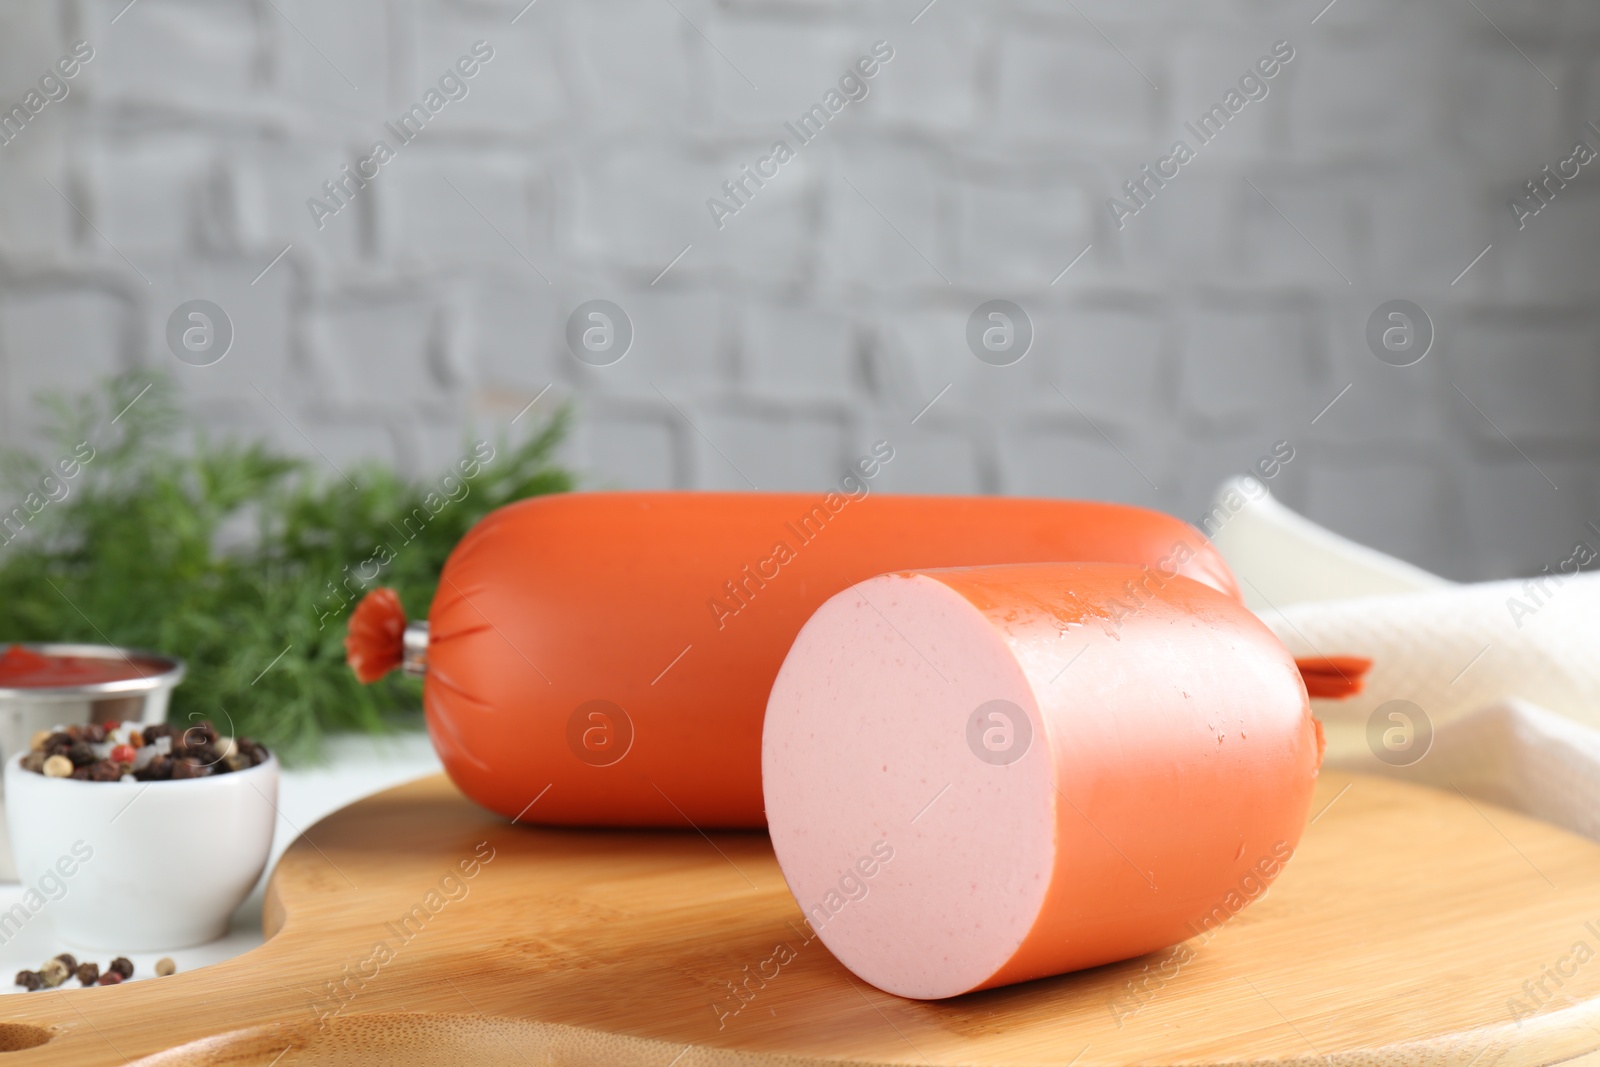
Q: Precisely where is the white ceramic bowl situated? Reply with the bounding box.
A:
[0,643,186,881]
[4,751,278,950]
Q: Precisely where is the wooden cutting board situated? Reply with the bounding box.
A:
[4,770,1600,1066]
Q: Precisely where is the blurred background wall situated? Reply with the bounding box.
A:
[0,0,1597,581]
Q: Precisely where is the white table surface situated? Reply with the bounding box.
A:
[0,730,442,995]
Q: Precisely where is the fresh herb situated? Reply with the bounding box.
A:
[0,373,573,762]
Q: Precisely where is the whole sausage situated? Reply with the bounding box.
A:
[762,562,1321,997]
[349,489,1242,828]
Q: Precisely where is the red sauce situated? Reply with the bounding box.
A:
[0,645,160,688]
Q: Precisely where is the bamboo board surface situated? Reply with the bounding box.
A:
[2,770,1599,1066]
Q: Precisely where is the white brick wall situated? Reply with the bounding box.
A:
[2,0,1598,580]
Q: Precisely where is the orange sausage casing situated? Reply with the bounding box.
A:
[389,490,1241,828]
[763,563,1322,997]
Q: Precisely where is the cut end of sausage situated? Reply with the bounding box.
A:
[763,563,1320,1000]
[763,573,1056,1000]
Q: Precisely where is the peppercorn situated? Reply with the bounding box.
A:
[21,751,45,773]
[42,754,74,778]
[15,970,41,991]
[54,952,77,973]
[83,723,107,743]
[38,958,69,988]
[135,754,172,781]
[97,970,123,986]
[70,765,92,780]
[88,760,124,782]
[42,731,72,756]
[173,722,217,757]
[108,957,133,979]
[75,962,99,986]
[141,722,172,742]
[66,740,96,766]
[170,757,210,779]
[154,957,176,977]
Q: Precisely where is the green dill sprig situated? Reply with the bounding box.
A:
[0,373,573,763]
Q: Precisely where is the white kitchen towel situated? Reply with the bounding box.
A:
[1207,479,1600,843]
[1207,475,1452,610]
[1261,573,1600,735]
[1366,697,1600,844]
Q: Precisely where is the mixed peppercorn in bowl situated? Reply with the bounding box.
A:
[5,720,280,949]
[19,720,269,782]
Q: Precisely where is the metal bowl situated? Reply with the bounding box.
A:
[0,642,185,881]
[0,642,186,745]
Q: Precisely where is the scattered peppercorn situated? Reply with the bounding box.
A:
[38,958,69,988]
[10,954,164,992]
[66,740,96,767]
